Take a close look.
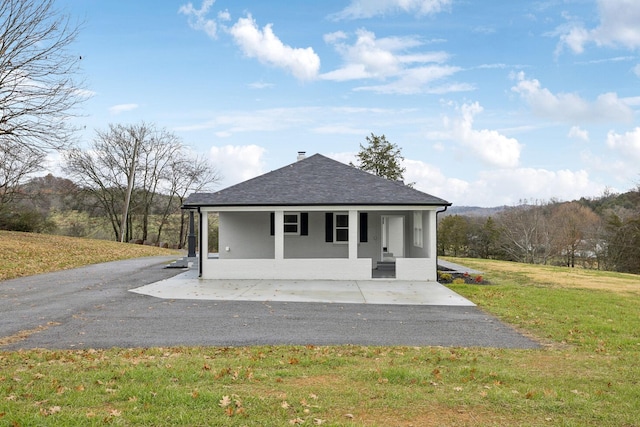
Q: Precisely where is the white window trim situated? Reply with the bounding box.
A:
[284,212,300,236]
[334,212,349,244]
[413,211,423,248]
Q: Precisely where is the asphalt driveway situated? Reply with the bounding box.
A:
[0,256,539,350]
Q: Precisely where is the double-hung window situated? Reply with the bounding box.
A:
[271,212,308,236]
[335,213,349,242]
[284,212,300,235]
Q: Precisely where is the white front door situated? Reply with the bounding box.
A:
[381,215,404,260]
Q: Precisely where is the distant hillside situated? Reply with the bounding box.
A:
[442,205,508,217]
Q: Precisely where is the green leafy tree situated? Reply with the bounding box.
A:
[353,133,406,182]
[437,215,469,256]
[468,216,501,259]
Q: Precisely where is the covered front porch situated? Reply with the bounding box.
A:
[198,206,440,281]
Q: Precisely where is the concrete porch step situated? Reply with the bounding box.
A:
[376,261,396,271]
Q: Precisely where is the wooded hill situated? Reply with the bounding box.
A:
[438,189,640,274]
[0,174,190,248]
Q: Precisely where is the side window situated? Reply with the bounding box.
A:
[413,211,423,248]
[272,212,308,236]
[335,213,349,242]
[284,213,300,235]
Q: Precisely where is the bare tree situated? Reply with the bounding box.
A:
[549,202,601,267]
[497,201,551,264]
[136,130,183,242]
[0,0,85,152]
[0,140,45,205]
[163,153,220,247]
[64,122,219,244]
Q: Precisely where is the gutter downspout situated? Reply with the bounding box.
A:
[435,205,449,278]
[198,207,203,278]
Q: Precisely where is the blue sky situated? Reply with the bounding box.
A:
[55,0,640,207]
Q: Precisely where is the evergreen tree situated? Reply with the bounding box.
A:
[353,133,406,182]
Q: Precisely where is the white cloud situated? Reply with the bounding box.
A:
[108,103,139,115]
[316,151,601,207]
[321,29,465,94]
[467,168,597,206]
[634,64,640,77]
[557,0,640,54]
[353,66,468,94]
[312,125,370,135]
[606,127,640,162]
[568,126,589,141]
[404,159,597,206]
[331,0,452,20]
[179,0,219,38]
[218,9,231,21]
[447,102,522,169]
[175,107,315,135]
[229,15,320,81]
[511,72,633,123]
[248,81,274,89]
[404,158,467,201]
[43,150,65,177]
[209,145,266,186]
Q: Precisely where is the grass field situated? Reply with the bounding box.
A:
[1,236,639,426]
[0,230,178,281]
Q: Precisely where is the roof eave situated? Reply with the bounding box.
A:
[182,201,452,209]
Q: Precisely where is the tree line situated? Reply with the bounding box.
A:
[438,192,640,274]
[1,122,218,247]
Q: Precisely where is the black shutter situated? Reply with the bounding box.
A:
[325,212,333,242]
[270,212,275,236]
[301,212,309,236]
[359,212,368,242]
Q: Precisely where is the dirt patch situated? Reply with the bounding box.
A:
[354,403,516,426]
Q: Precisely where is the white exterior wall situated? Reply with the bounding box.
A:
[284,211,347,258]
[399,209,438,281]
[218,211,274,259]
[201,258,372,280]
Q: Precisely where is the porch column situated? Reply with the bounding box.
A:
[199,210,208,277]
[187,210,196,257]
[274,210,284,260]
[348,209,358,259]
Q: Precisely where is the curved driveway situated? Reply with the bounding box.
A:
[0,256,538,350]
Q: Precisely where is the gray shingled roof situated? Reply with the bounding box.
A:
[183,153,451,207]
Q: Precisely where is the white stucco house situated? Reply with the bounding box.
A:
[182,153,451,281]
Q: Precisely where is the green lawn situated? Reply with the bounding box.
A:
[1,245,639,425]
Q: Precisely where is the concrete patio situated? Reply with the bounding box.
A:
[130,268,475,306]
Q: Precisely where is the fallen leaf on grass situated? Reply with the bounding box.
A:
[289,417,304,424]
[219,395,231,408]
[40,406,61,416]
